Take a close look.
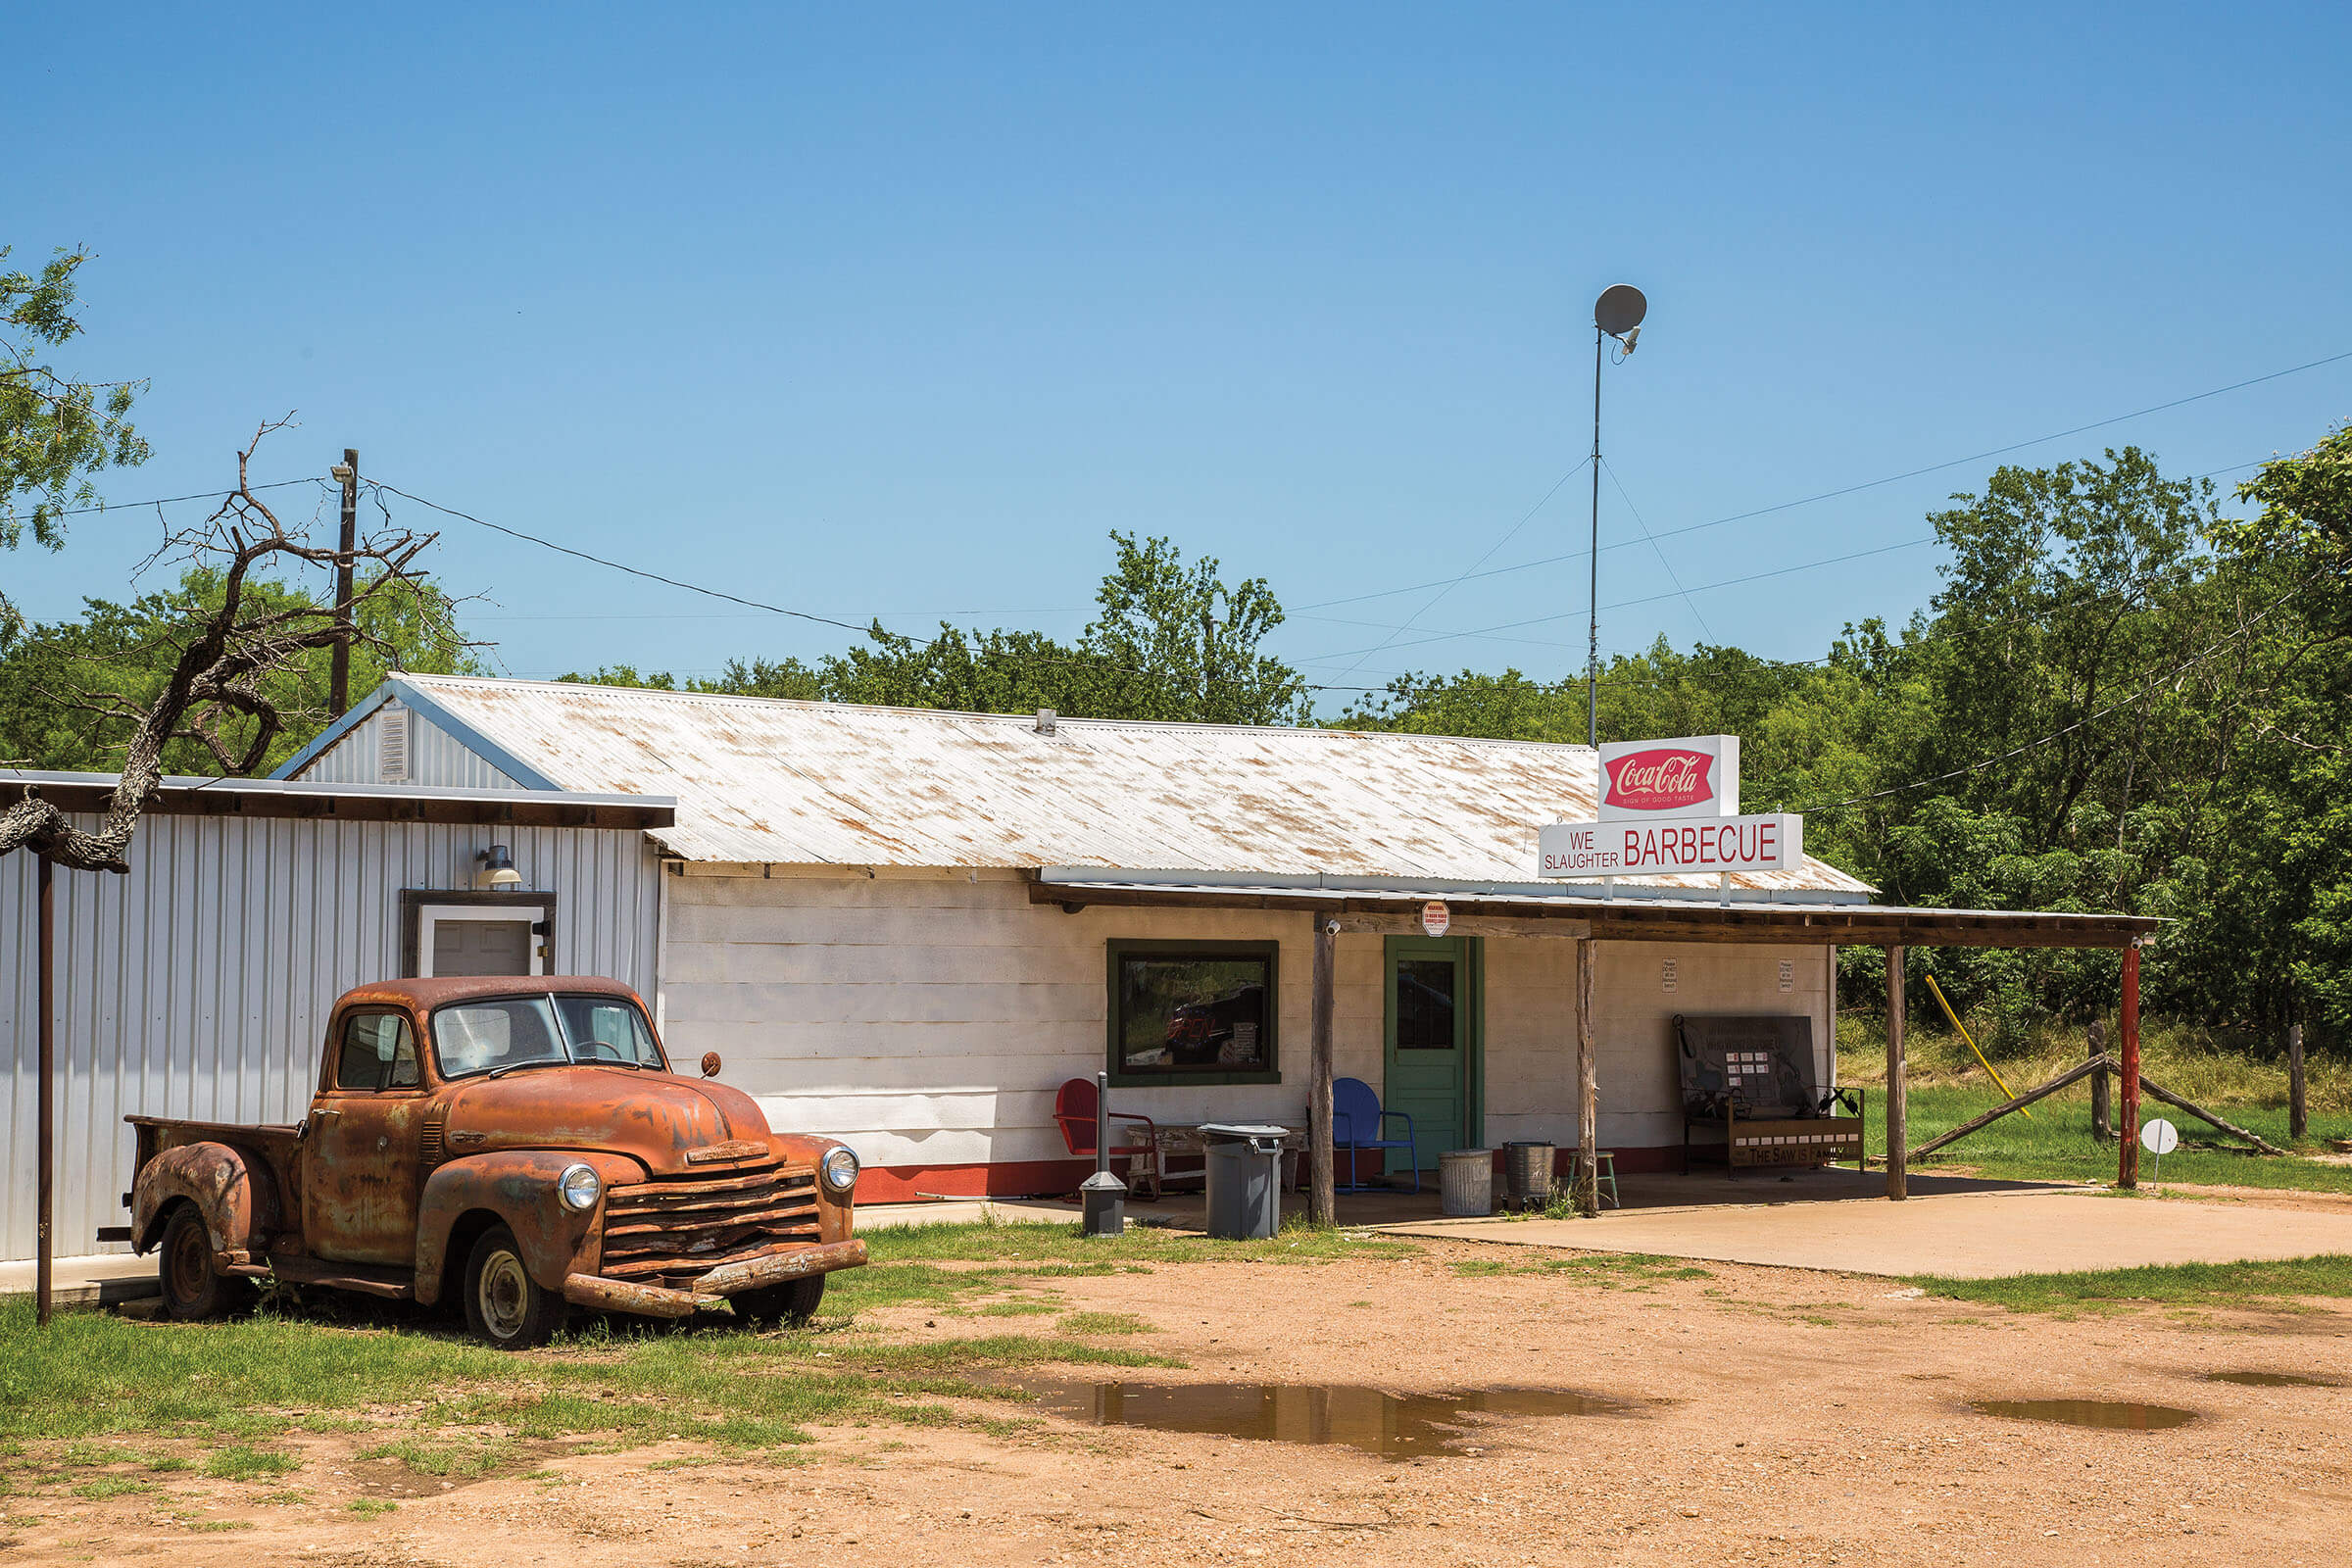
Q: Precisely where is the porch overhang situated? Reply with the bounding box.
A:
[1029,869,2163,950]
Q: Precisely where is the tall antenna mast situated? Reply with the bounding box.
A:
[1587,283,1646,748]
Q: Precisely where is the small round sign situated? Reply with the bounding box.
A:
[2140,1117,2180,1156]
[1421,901,1450,939]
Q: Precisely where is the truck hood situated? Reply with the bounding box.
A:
[440,1068,777,1177]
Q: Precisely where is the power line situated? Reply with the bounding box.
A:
[1319,458,1589,688]
[1601,455,1710,640]
[1799,570,2325,814]
[368,477,1389,695]
[370,479,878,636]
[1298,349,2352,614]
[1291,452,2287,667]
[1,476,325,526]
[1298,536,1941,664]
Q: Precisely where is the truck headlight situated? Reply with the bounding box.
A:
[819,1146,859,1195]
[558,1162,602,1212]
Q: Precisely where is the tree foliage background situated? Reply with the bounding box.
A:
[4,238,2344,1056]
[1344,433,2352,1049]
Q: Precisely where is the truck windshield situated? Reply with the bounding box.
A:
[433,994,666,1079]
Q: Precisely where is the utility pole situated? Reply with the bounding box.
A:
[1585,286,1646,749]
[328,448,359,717]
[1587,324,1603,748]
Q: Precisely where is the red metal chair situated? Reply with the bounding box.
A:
[1054,1077,1162,1200]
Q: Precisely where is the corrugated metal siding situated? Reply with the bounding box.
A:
[0,815,661,1262]
[295,703,523,790]
[380,674,1871,896]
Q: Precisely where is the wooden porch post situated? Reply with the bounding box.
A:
[1885,946,1906,1201]
[1574,937,1598,1216]
[2087,1017,2111,1141]
[1308,911,1337,1225]
[36,854,55,1327]
[2117,943,2141,1189]
[2287,1017,2307,1144]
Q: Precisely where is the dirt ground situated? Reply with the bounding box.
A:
[15,1234,2351,1568]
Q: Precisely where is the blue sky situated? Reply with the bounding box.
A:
[10,3,2350,709]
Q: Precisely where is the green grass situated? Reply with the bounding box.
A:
[1055,1311,1154,1336]
[1850,1079,2352,1194]
[69,1476,152,1499]
[1912,1253,2352,1313]
[202,1446,301,1481]
[0,1215,1399,1476]
[346,1498,398,1517]
[1444,1252,1713,1286]
[357,1437,514,1479]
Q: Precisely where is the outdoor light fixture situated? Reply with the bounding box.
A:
[474,844,523,890]
[1586,282,1649,749]
[328,463,356,484]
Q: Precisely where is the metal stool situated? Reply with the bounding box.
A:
[1565,1150,1621,1209]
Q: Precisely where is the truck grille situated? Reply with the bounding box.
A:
[600,1162,822,1290]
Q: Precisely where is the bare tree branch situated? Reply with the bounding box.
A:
[2,420,454,871]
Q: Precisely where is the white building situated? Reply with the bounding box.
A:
[3,672,2150,1260]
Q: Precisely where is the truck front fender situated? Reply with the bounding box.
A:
[132,1143,276,1263]
[416,1150,642,1305]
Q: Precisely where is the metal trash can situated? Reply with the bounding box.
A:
[1504,1141,1555,1211]
[1200,1123,1288,1240]
[1440,1149,1494,1217]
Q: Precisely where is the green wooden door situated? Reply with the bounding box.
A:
[1382,936,1482,1175]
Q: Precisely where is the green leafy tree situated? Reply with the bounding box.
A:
[564,533,1308,724]
[1,246,149,633]
[0,564,478,775]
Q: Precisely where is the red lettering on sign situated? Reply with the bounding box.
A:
[1603,749,1717,812]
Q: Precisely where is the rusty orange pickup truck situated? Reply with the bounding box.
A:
[124,976,866,1348]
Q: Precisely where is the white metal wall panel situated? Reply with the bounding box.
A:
[295,705,523,790]
[0,815,660,1262]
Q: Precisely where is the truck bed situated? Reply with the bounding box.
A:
[127,1114,304,1180]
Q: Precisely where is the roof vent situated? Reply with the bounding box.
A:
[377,705,412,782]
[1034,709,1057,736]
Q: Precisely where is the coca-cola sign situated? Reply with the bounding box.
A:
[1604,749,1715,812]
[1596,734,1740,819]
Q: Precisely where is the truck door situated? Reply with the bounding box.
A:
[302,1008,428,1265]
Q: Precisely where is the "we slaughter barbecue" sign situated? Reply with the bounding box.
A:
[1539,733,1805,879]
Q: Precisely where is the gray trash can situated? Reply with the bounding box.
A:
[1504,1141,1555,1211]
[1200,1123,1288,1240]
[1440,1149,1494,1217]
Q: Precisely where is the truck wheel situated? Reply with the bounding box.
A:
[158,1204,236,1321]
[462,1225,564,1349]
[733,1273,825,1328]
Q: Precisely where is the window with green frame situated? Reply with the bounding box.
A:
[1105,940,1280,1087]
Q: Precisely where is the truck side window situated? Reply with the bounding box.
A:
[335,1012,420,1092]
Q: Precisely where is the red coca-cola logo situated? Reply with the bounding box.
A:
[1604,749,1715,811]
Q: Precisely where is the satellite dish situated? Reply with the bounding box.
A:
[1593,283,1647,338]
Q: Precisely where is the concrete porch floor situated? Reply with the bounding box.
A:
[861,1165,2352,1281]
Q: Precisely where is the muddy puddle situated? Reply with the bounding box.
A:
[1014,1380,1630,1460]
[2205,1371,2342,1388]
[1970,1398,2197,1431]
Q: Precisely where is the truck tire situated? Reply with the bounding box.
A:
[462,1225,565,1349]
[732,1272,826,1328]
[158,1204,237,1321]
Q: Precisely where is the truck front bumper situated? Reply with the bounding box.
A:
[563,1237,869,1319]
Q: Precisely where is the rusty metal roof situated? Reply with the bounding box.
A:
[366,674,1872,894]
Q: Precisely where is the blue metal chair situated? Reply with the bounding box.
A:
[1332,1077,1417,1193]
